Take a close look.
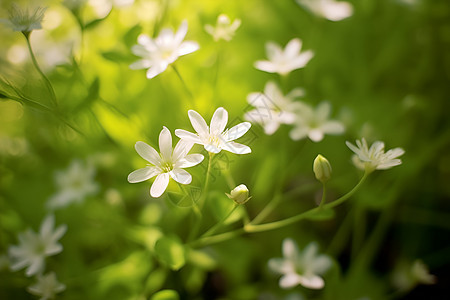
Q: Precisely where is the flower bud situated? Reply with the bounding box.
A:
[226,184,251,204]
[313,154,332,183]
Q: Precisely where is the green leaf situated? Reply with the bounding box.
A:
[150,290,179,300]
[186,248,217,270]
[101,51,133,63]
[154,236,186,270]
[306,208,335,221]
[124,24,142,47]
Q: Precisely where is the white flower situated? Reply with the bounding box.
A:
[129,20,199,79]
[289,101,344,142]
[269,239,332,289]
[296,0,353,21]
[128,126,204,198]
[245,81,304,135]
[254,38,314,76]
[204,14,241,42]
[175,107,252,154]
[9,215,67,277]
[346,138,405,172]
[0,5,46,34]
[47,160,99,210]
[27,272,66,300]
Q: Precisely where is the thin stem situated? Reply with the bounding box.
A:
[200,153,214,209]
[172,65,194,100]
[25,34,58,107]
[245,171,369,233]
[190,171,370,247]
[200,204,239,238]
[318,183,327,209]
[251,193,282,225]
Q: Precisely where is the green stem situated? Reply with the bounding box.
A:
[200,204,239,238]
[172,65,194,100]
[245,171,369,233]
[318,183,327,209]
[25,34,58,107]
[251,193,282,225]
[191,171,370,247]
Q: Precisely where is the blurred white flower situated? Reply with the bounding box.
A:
[27,272,66,300]
[391,259,436,292]
[269,239,332,289]
[47,160,99,209]
[175,107,252,154]
[0,5,46,35]
[289,102,344,142]
[296,0,353,21]
[254,38,314,76]
[130,20,199,79]
[204,14,241,42]
[9,215,67,277]
[128,127,204,198]
[245,81,304,135]
[346,138,405,172]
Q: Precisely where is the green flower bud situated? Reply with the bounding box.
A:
[226,184,251,204]
[313,154,332,183]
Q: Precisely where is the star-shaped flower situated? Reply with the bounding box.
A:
[346,138,405,172]
[0,5,46,35]
[289,101,344,142]
[47,159,99,210]
[245,81,305,135]
[27,272,66,300]
[269,239,332,289]
[129,20,199,79]
[128,126,204,198]
[296,0,353,21]
[175,107,252,154]
[9,215,67,277]
[204,14,241,42]
[254,38,314,76]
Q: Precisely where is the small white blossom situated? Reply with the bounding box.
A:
[269,239,332,289]
[27,272,66,300]
[130,20,199,79]
[204,14,241,42]
[245,81,304,135]
[47,160,99,210]
[346,138,405,172]
[392,260,436,292]
[175,107,252,154]
[296,0,353,21]
[9,215,67,277]
[254,38,314,76]
[128,126,204,198]
[0,5,46,34]
[226,184,251,204]
[289,101,344,142]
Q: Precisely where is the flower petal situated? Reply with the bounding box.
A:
[159,126,173,161]
[128,166,160,183]
[170,168,192,184]
[129,59,152,70]
[298,274,325,289]
[254,60,278,73]
[25,258,44,277]
[174,20,188,45]
[178,41,200,56]
[279,273,302,289]
[188,110,209,135]
[210,107,229,136]
[40,215,55,238]
[284,38,301,57]
[175,153,204,168]
[225,122,251,141]
[173,139,194,162]
[175,129,202,144]
[283,238,299,260]
[204,144,222,153]
[221,142,251,154]
[146,61,169,79]
[135,141,161,166]
[150,173,170,198]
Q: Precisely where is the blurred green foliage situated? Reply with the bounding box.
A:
[1,0,450,299]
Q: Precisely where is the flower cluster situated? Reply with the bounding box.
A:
[128,107,251,197]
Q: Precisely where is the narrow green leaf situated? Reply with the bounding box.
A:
[150,290,179,300]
